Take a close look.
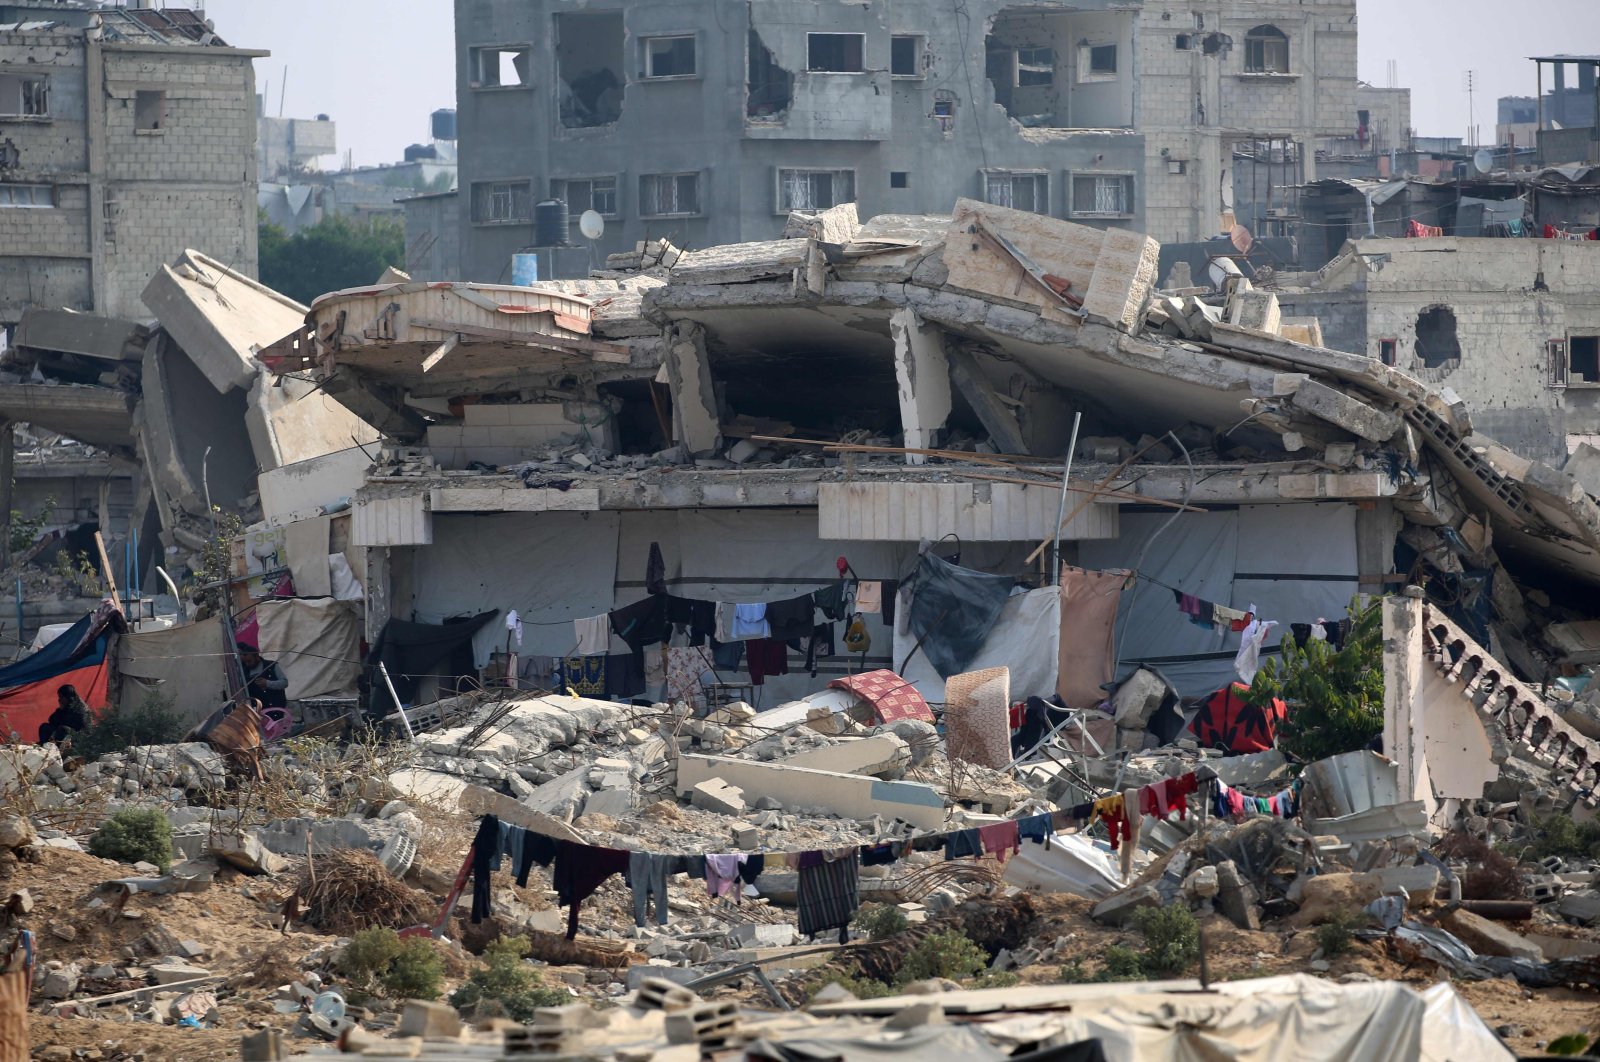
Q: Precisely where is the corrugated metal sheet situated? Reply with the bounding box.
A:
[1299,750,1401,819]
[818,482,1117,542]
[352,494,431,546]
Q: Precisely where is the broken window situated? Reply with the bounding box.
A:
[1414,306,1461,369]
[747,30,793,119]
[0,73,48,118]
[550,176,618,218]
[1571,336,1600,384]
[890,171,909,189]
[778,168,855,213]
[640,35,696,79]
[807,33,864,73]
[555,12,624,128]
[1244,25,1289,74]
[0,182,52,208]
[640,172,700,217]
[1549,339,1569,386]
[1079,44,1117,81]
[134,90,165,132]
[983,171,1049,214]
[1016,47,1054,87]
[1176,34,1193,50]
[470,180,532,224]
[1070,173,1133,217]
[891,35,923,78]
[1379,339,1398,366]
[470,46,530,89]
[1167,159,1188,175]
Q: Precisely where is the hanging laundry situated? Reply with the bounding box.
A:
[469,814,501,924]
[978,820,1021,864]
[765,595,816,642]
[514,831,558,888]
[796,850,860,943]
[730,603,771,640]
[611,596,669,695]
[646,542,667,596]
[666,596,716,647]
[505,610,523,648]
[713,601,736,643]
[1142,774,1198,821]
[1058,565,1129,709]
[943,828,983,861]
[1017,813,1054,846]
[1090,794,1134,850]
[1212,603,1250,631]
[739,854,765,885]
[907,552,1015,677]
[1172,590,1214,629]
[880,580,899,628]
[813,582,849,622]
[574,614,611,656]
[558,655,607,697]
[710,637,743,672]
[802,623,834,675]
[551,841,630,939]
[745,638,789,686]
[629,851,671,927]
[1234,613,1279,683]
[665,646,713,708]
[854,581,883,614]
[705,853,748,899]
[859,843,900,867]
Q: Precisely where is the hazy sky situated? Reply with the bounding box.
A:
[204,0,1600,168]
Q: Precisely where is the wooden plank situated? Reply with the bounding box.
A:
[420,332,459,374]
[94,530,121,612]
[944,346,1029,456]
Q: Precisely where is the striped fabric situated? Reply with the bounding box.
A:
[797,852,860,939]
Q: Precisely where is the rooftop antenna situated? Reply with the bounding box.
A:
[278,65,287,118]
[1463,69,1480,148]
[1387,59,1397,90]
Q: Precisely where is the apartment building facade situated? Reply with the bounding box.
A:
[441,0,1361,281]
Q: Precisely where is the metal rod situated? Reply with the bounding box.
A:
[378,661,417,741]
[1050,412,1083,588]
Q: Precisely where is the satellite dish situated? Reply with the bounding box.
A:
[578,210,605,241]
[1472,149,1494,175]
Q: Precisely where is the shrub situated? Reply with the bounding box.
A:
[1130,905,1199,976]
[1312,907,1366,958]
[87,808,173,872]
[380,938,444,1001]
[807,974,893,1001]
[1243,598,1383,762]
[1518,814,1600,864]
[447,935,567,1021]
[74,693,187,762]
[340,926,403,985]
[853,903,910,941]
[895,930,988,985]
[1099,944,1146,981]
[971,970,1020,989]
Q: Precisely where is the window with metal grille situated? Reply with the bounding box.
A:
[778,169,855,212]
[983,171,1049,214]
[1070,174,1133,217]
[1244,25,1289,74]
[640,172,700,217]
[551,177,619,218]
[1016,47,1054,87]
[471,180,532,224]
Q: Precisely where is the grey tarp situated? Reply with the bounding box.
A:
[116,617,227,727]
[905,552,1015,677]
[255,597,361,700]
[747,1025,1007,1061]
[896,585,1059,703]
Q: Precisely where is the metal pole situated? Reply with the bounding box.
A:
[378,661,417,741]
[1050,412,1084,588]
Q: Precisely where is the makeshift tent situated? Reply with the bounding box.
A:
[896,586,1059,703]
[116,616,228,728]
[1190,682,1287,754]
[0,606,124,741]
[256,598,361,700]
[364,611,498,710]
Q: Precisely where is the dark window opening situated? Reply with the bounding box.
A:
[1087,44,1117,76]
[1016,46,1054,86]
[1549,339,1569,386]
[640,172,700,217]
[1168,159,1187,175]
[641,35,696,79]
[470,46,530,89]
[1244,25,1289,74]
[933,97,955,118]
[550,176,618,219]
[1176,34,1192,50]
[1379,338,1397,366]
[890,171,909,189]
[0,73,48,117]
[1572,336,1600,384]
[891,35,922,77]
[134,90,165,131]
[808,33,864,73]
[555,12,625,128]
[600,379,669,455]
[471,180,532,224]
[747,29,793,119]
[1202,33,1230,57]
[1415,306,1461,369]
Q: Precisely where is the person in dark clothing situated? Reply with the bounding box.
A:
[38,684,89,745]
[238,642,289,709]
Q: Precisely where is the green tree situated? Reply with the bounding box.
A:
[1242,597,1384,763]
[257,212,405,305]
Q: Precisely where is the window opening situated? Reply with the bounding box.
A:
[1071,174,1133,217]
[747,29,793,119]
[1379,339,1398,366]
[471,46,530,88]
[1572,336,1600,384]
[641,35,696,79]
[808,33,865,73]
[471,180,532,224]
[134,90,165,131]
[640,172,700,217]
[1244,25,1289,74]
[0,73,47,117]
[984,171,1048,214]
[890,172,909,189]
[555,12,625,128]
[780,169,854,212]
[551,177,618,218]
[1415,306,1461,369]
[891,36,922,77]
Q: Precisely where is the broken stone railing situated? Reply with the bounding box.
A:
[1422,605,1600,804]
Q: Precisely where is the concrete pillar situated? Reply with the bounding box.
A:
[85,34,107,314]
[1381,592,1428,811]
[1354,500,1399,596]
[889,309,952,465]
[365,546,391,644]
[666,323,720,458]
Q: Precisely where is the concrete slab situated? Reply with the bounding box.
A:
[776,734,910,779]
[676,754,944,831]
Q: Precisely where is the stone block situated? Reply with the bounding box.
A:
[776,734,910,779]
[1090,884,1161,926]
[205,832,286,876]
[690,779,746,816]
[148,963,211,986]
[675,753,944,832]
[1558,890,1600,924]
[582,786,635,819]
[1441,908,1542,961]
[731,923,795,948]
[1110,668,1167,731]
[521,766,591,822]
[626,964,703,990]
[38,963,79,999]
[398,999,462,1039]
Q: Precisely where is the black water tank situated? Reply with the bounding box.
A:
[534,199,570,247]
[431,108,457,141]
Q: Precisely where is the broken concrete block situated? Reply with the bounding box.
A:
[1214,860,1260,931]
[1228,289,1282,335]
[1558,890,1600,924]
[0,816,36,850]
[689,779,746,816]
[676,753,944,831]
[731,923,796,948]
[398,999,462,1039]
[205,832,286,876]
[521,765,591,822]
[38,963,80,999]
[1441,908,1543,961]
[1090,884,1161,926]
[149,963,211,986]
[777,734,910,779]
[1110,669,1167,731]
[582,786,635,819]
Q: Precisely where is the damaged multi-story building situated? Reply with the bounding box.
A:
[417,0,1373,283]
[0,2,263,335]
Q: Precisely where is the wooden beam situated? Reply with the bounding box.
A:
[94,530,121,612]
[420,332,460,374]
[942,346,1030,456]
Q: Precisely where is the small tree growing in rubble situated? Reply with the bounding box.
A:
[1243,597,1384,763]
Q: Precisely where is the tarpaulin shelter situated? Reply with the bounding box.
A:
[1189,682,1287,755]
[0,604,125,741]
[363,611,498,711]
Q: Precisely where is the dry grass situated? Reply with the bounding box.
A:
[295,849,433,936]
